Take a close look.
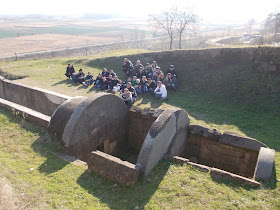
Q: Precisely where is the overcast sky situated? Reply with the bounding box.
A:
[1,0,280,24]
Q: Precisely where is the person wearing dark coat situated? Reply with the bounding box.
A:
[122,58,134,79]
[74,69,85,84]
[147,78,156,95]
[94,73,103,89]
[65,63,75,78]
[167,65,178,78]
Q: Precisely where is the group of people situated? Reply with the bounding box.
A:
[64,58,179,106]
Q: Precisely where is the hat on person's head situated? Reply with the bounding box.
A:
[156,66,160,69]
[140,66,143,69]
[127,82,131,84]
[170,65,174,68]
[146,63,150,65]
[167,73,171,75]
[157,81,162,84]
[152,61,156,64]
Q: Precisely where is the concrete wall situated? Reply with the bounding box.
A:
[0,78,70,116]
[128,106,163,152]
[137,108,190,176]
[186,125,267,178]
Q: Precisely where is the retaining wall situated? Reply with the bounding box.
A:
[186,125,267,178]
[0,77,70,116]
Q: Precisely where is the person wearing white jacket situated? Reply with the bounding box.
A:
[154,81,167,100]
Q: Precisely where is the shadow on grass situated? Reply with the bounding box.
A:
[76,160,171,209]
[52,78,72,86]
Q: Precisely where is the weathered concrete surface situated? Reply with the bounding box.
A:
[54,93,128,160]
[1,79,70,116]
[55,153,87,166]
[254,147,275,181]
[0,98,50,127]
[88,151,141,186]
[219,132,267,151]
[189,125,221,141]
[210,168,261,187]
[137,108,189,176]
[49,96,86,137]
[0,76,5,99]
[186,125,259,178]
[128,106,163,152]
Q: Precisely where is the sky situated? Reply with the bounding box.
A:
[1,0,280,24]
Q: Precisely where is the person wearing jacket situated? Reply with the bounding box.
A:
[154,81,167,100]
[122,58,134,79]
[65,63,75,78]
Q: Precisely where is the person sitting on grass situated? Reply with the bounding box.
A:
[145,63,153,78]
[151,61,158,74]
[94,73,103,89]
[139,75,148,94]
[163,73,177,91]
[134,60,143,77]
[82,72,94,87]
[167,65,178,79]
[120,88,132,106]
[157,73,165,83]
[126,82,137,103]
[65,63,75,79]
[111,76,121,94]
[154,81,167,100]
[105,74,113,92]
[102,68,110,78]
[147,77,156,95]
[136,66,146,79]
[74,69,85,84]
[131,76,138,87]
[101,77,108,90]
[110,70,116,78]
[153,67,161,81]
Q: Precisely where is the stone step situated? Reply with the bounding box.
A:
[0,98,51,127]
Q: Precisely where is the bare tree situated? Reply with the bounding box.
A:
[263,12,280,36]
[149,8,177,50]
[175,8,199,49]
[246,19,256,34]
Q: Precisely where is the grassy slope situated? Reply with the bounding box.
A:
[0,48,279,209]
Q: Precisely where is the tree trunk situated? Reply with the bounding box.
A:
[170,36,173,50]
[179,32,182,49]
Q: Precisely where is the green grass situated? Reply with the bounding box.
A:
[0,48,280,208]
[0,107,279,209]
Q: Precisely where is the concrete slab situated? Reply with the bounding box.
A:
[137,109,190,176]
[87,151,141,186]
[254,147,275,181]
[219,132,267,151]
[0,98,50,127]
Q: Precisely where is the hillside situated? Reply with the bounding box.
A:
[0,47,279,209]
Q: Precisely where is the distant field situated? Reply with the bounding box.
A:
[0,18,153,57]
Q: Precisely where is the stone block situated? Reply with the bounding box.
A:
[137,108,189,176]
[219,132,267,151]
[254,147,275,181]
[87,151,140,186]
[0,76,5,99]
[210,168,261,187]
[189,125,220,141]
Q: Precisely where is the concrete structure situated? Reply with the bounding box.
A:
[88,151,141,186]
[254,147,275,181]
[137,109,190,176]
[49,93,128,161]
[0,76,70,116]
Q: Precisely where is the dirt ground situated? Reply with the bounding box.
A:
[0,34,119,57]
